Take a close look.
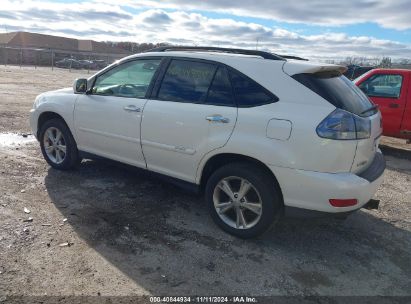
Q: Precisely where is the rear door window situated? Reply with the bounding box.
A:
[205,67,235,106]
[358,74,403,99]
[157,59,216,103]
[293,72,375,116]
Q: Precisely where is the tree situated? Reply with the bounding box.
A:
[378,57,392,68]
[102,41,172,53]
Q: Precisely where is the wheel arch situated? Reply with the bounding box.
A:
[199,153,284,203]
[37,111,69,138]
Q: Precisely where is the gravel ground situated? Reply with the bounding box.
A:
[0,65,410,299]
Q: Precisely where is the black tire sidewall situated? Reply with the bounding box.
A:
[39,118,78,170]
[205,163,282,238]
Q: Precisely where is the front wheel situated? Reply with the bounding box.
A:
[39,118,79,170]
[205,162,283,238]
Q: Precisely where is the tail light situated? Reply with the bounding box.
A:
[316,109,371,140]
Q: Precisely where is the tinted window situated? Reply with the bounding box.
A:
[229,69,277,107]
[358,74,403,99]
[92,59,161,98]
[205,67,234,106]
[158,60,216,103]
[293,72,375,117]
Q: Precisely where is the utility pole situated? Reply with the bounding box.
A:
[51,49,54,71]
[4,46,7,66]
[2,45,5,66]
[69,53,72,72]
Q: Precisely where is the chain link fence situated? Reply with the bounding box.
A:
[0,46,128,73]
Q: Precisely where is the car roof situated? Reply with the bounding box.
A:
[371,68,411,73]
[121,51,269,63]
[98,50,344,80]
[90,50,285,82]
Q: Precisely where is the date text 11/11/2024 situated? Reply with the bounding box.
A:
[149,296,257,303]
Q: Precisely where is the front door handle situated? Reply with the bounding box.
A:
[123,105,141,112]
[206,115,230,123]
[389,103,399,108]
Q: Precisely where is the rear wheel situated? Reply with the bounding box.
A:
[205,162,282,238]
[39,118,79,170]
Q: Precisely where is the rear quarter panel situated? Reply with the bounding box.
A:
[196,61,358,183]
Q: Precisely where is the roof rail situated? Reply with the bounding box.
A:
[144,46,286,61]
[278,55,308,61]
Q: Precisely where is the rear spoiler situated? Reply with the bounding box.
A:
[283,61,347,76]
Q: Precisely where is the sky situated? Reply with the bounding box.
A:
[1,0,411,61]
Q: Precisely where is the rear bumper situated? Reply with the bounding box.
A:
[269,152,385,213]
[284,199,380,218]
[357,152,385,182]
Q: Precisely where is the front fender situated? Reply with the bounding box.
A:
[31,92,78,141]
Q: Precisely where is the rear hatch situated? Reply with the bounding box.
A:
[351,112,382,173]
[284,60,381,174]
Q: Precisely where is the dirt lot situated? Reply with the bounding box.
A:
[0,65,410,299]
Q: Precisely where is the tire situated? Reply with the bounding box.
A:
[205,162,283,238]
[39,118,80,170]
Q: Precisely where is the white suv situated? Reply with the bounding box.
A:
[30,47,385,238]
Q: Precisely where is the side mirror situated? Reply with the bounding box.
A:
[73,78,88,94]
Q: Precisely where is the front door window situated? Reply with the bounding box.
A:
[92,59,161,98]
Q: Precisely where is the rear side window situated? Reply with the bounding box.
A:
[229,69,278,107]
[293,72,375,117]
[205,67,235,106]
[157,59,216,103]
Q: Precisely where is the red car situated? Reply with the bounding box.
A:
[355,69,411,140]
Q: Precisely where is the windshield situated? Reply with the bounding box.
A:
[293,72,376,117]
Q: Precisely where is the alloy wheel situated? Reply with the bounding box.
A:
[213,176,263,229]
[43,127,67,164]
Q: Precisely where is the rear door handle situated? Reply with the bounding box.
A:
[206,115,230,123]
[123,105,141,112]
